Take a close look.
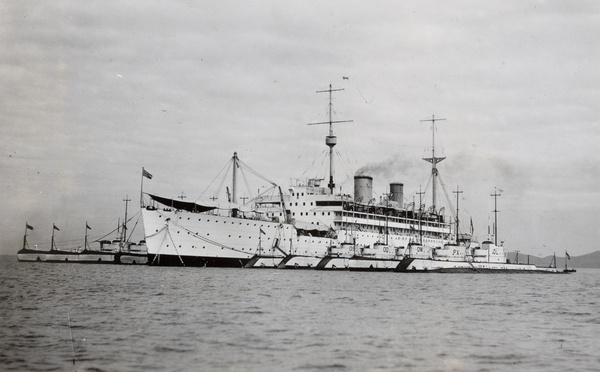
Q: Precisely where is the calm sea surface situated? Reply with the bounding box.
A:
[1,255,599,372]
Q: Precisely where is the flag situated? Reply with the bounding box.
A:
[566,251,571,260]
[86,223,92,230]
[53,224,60,231]
[26,223,33,230]
[260,228,266,234]
[470,217,474,234]
[142,168,153,179]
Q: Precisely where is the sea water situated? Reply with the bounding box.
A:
[1,255,599,371]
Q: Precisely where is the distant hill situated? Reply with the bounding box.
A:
[507,251,600,269]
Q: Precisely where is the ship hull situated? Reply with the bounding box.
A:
[316,255,402,271]
[148,253,248,267]
[17,249,147,264]
[277,255,323,269]
[315,256,350,270]
[397,258,567,273]
[244,255,285,268]
[142,208,333,268]
[17,249,117,263]
[348,257,402,271]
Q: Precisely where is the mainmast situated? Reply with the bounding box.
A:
[308,84,353,195]
[491,187,502,245]
[232,152,239,204]
[421,115,446,212]
[122,195,130,245]
[417,186,425,244]
[453,186,463,244]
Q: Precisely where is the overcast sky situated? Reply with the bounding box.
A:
[1,1,598,257]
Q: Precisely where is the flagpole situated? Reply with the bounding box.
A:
[51,224,55,251]
[140,168,145,208]
[84,222,88,252]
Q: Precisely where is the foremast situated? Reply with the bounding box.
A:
[491,187,502,245]
[421,115,446,212]
[308,84,353,195]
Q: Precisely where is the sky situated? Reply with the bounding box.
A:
[1,1,599,257]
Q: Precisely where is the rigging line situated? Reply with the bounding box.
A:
[150,226,169,265]
[237,158,277,186]
[88,209,142,244]
[422,175,432,204]
[298,148,328,180]
[197,157,234,201]
[126,213,143,242]
[317,149,328,177]
[437,172,456,216]
[243,184,278,206]
[238,166,254,202]
[166,228,185,266]
[214,160,233,200]
[335,148,354,184]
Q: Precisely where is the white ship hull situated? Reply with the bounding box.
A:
[397,257,565,273]
[277,255,324,269]
[244,255,285,269]
[142,208,334,267]
[17,250,117,263]
[316,255,402,271]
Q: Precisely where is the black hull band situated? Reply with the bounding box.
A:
[148,254,249,267]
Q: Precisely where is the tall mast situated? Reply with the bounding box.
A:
[122,195,130,244]
[491,187,501,245]
[384,192,390,245]
[308,84,353,195]
[417,186,425,244]
[84,222,88,251]
[232,152,239,204]
[453,186,463,244]
[421,115,446,212]
[51,224,58,251]
[23,223,31,250]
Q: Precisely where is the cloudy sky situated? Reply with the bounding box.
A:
[1,1,598,257]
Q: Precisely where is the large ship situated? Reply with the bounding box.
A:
[141,85,451,268]
[140,86,572,273]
